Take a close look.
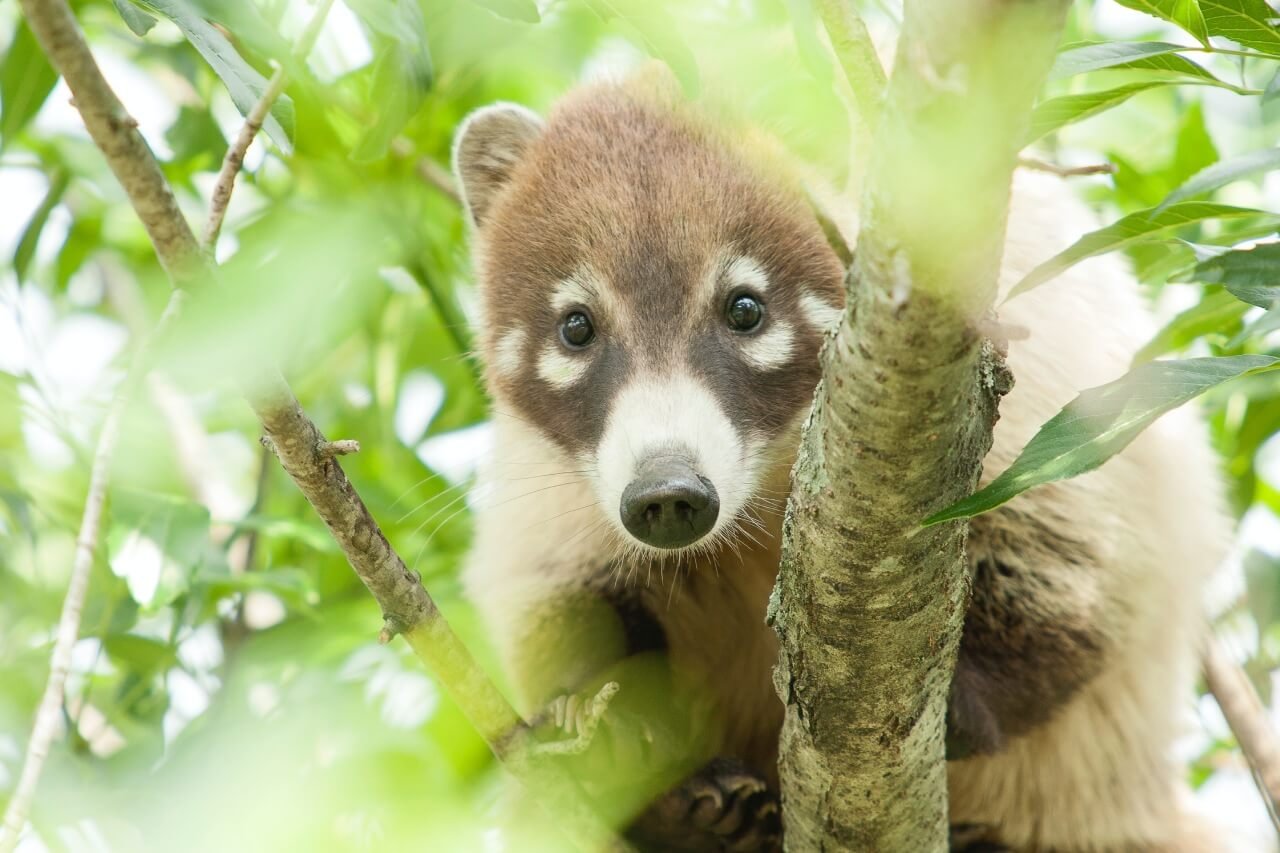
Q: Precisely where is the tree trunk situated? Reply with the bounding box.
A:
[769,1,1070,849]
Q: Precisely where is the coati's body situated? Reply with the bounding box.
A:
[455,79,1229,851]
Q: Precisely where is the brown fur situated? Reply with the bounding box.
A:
[456,79,1229,851]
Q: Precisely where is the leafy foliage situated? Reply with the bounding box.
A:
[1,0,1279,847]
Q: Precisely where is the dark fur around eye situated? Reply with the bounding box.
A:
[726,294,763,332]
[561,311,595,348]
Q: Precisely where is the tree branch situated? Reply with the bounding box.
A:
[0,291,184,852]
[16,0,619,847]
[202,0,336,249]
[770,1,1069,849]
[817,0,886,128]
[0,393,122,853]
[1204,635,1280,828]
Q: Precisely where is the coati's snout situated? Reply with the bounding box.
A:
[620,454,720,549]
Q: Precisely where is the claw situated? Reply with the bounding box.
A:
[532,681,620,756]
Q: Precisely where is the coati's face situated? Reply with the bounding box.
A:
[454,86,844,557]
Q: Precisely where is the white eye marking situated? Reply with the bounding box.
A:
[493,329,526,378]
[595,373,755,551]
[740,319,795,371]
[800,293,842,333]
[537,344,590,389]
[551,271,599,314]
[724,255,770,294]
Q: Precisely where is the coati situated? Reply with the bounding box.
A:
[453,76,1230,851]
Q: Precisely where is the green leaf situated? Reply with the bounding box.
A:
[1266,66,1280,103]
[113,0,159,36]
[13,170,70,282]
[1232,303,1280,345]
[1027,82,1170,143]
[135,0,295,152]
[1115,0,1211,42]
[1199,0,1280,55]
[589,0,700,96]
[923,355,1280,525]
[0,21,59,152]
[1049,41,1187,79]
[1176,242,1280,306]
[1158,148,1280,211]
[103,634,177,677]
[785,0,834,84]
[464,0,540,22]
[1133,288,1248,362]
[1008,203,1280,298]
[1175,0,1212,43]
[346,0,434,162]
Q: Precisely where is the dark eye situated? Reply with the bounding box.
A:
[560,311,595,348]
[726,293,764,332]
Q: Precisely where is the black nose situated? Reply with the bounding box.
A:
[620,457,720,549]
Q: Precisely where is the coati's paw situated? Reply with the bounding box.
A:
[950,823,1012,852]
[637,759,781,852]
[531,681,620,756]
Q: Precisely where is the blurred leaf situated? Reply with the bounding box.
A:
[464,0,540,23]
[113,0,159,36]
[1028,82,1170,143]
[1176,242,1280,306]
[924,355,1280,525]
[785,0,834,83]
[135,0,295,152]
[1009,203,1280,298]
[104,634,177,677]
[232,515,339,553]
[347,0,434,162]
[1159,148,1280,211]
[1231,303,1280,345]
[165,105,226,162]
[0,21,59,152]
[196,565,319,616]
[55,213,103,290]
[1245,549,1280,643]
[13,169,70,282]
[589,0,700,96]
[1133,288,1248,362]
[1266,66,1280,103]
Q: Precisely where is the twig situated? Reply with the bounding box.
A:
[18,0,621,847]
[1016,156,1116,177]
[202,0,336,249]
[0,397,122,852]
[1203,634,1280,831]
[390,138,462,204]
[0,289,185,852]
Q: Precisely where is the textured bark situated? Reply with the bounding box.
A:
[769,2,1069,850]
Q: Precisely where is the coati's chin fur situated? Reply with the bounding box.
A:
[454,77,1230,851]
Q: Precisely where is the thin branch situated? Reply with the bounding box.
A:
[391,138,463,204]
[18,0,202,279]
[1204,634,1280,830]
[1017,155,1116,177]
[0,290,185,852]
[18,0,620,847]
[0,396,122,852]
[202,0,336,249]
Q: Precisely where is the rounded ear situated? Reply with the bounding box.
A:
[451,103,544,227]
